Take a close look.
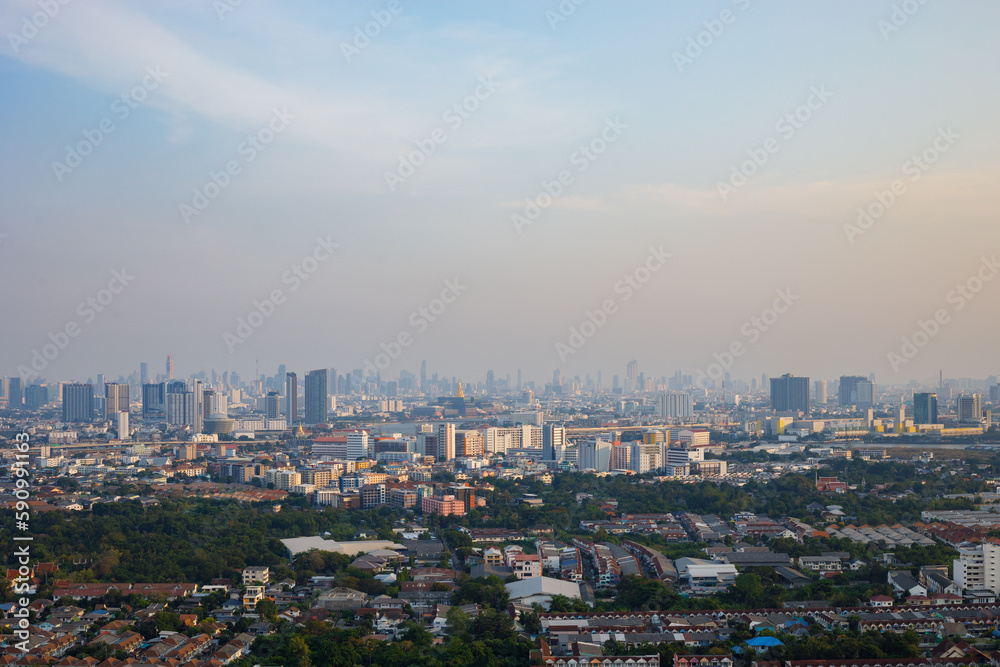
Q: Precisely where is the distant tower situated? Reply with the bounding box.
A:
[285,372,298,425]
[166,355,173,380]
[420,360,427,392]
[140,362,148,384]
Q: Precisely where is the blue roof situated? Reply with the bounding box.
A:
[747,637,784,647]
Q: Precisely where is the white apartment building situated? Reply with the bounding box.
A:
[954,542,1000,593]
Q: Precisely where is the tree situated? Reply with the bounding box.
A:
[256,598,279,623]
[521,611,541,635]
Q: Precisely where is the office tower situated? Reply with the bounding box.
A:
[305,369,328,425]
[579,438,612,472]
[139,362,148,383]
[166,355,173,380]
[612,375,620,391]
[24,384,48,410]
[913,392,938,425]
[192,379,204,433]
[814,380,827,405]
[486,370,495,394]
[142,382,166,417]
[625,359,638,393]
[420,360,427,392]
[328,367,338,396]
[105,383,129,418]
[285,372,298,425]
[543,425,566,461]
[62,383,94,422]
[991,385,1000,404]
[7,377,23,409]
[957,393,983,424]
[770,374,810,413]
[95,374,105,397]
[265,391,281,418]
[436,423,455,462]
[838,375,867,406]
[517,368,522,390]
[856,380,875,408]
[657,392,693,419]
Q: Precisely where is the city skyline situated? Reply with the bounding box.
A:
[3,1,1000,385]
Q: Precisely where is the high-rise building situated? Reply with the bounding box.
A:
[192,379,204,433]
[166,386,195,428]
[142,382,166,418]
[957,393,983,424]
[140,362,148,383]
[579,438,612,472]
[838,376,867,406]
[456,430,484,457]
[24,384,48,410]
[346,431,370,460]
[770,374,810,413]
[856,380,875,409]
[656,392,692,419]
[62,383,94,422]
[436,423,455,462]
[304,369,328,425]
[625,359,638,393]
[265,391,281,418]
[105,383,129,418]
[166,355,173,380]
[913,392,938,425]
[814,380,827,405]
[543,425,566,461]
[7,377,23,409]
[285,372,298,425]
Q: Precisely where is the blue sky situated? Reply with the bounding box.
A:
[2,0,999,388]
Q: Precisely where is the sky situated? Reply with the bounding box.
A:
[2,0,999,389]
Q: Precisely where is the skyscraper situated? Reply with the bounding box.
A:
[265,391,281,418]
[838,375,867,406]
[7,377,22,409]
[24,384,48,410]
[166,355,173,380]
[62,383,94,422]
[543,424,566,461]
[913,392,938,425]
[770,374,810,413]
[957,393,983,424]
[304,369,328,425]
[142,382,166,417]
[140,362,148,383]
[814,380,827,405]
[436,423,455,462]
[105,383,129,418]
[625,359,638,393]
[285,372,298,425]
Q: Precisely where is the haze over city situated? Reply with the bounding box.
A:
[2,0,1000,385]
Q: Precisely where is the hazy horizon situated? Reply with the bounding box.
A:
[3,1,999,388]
